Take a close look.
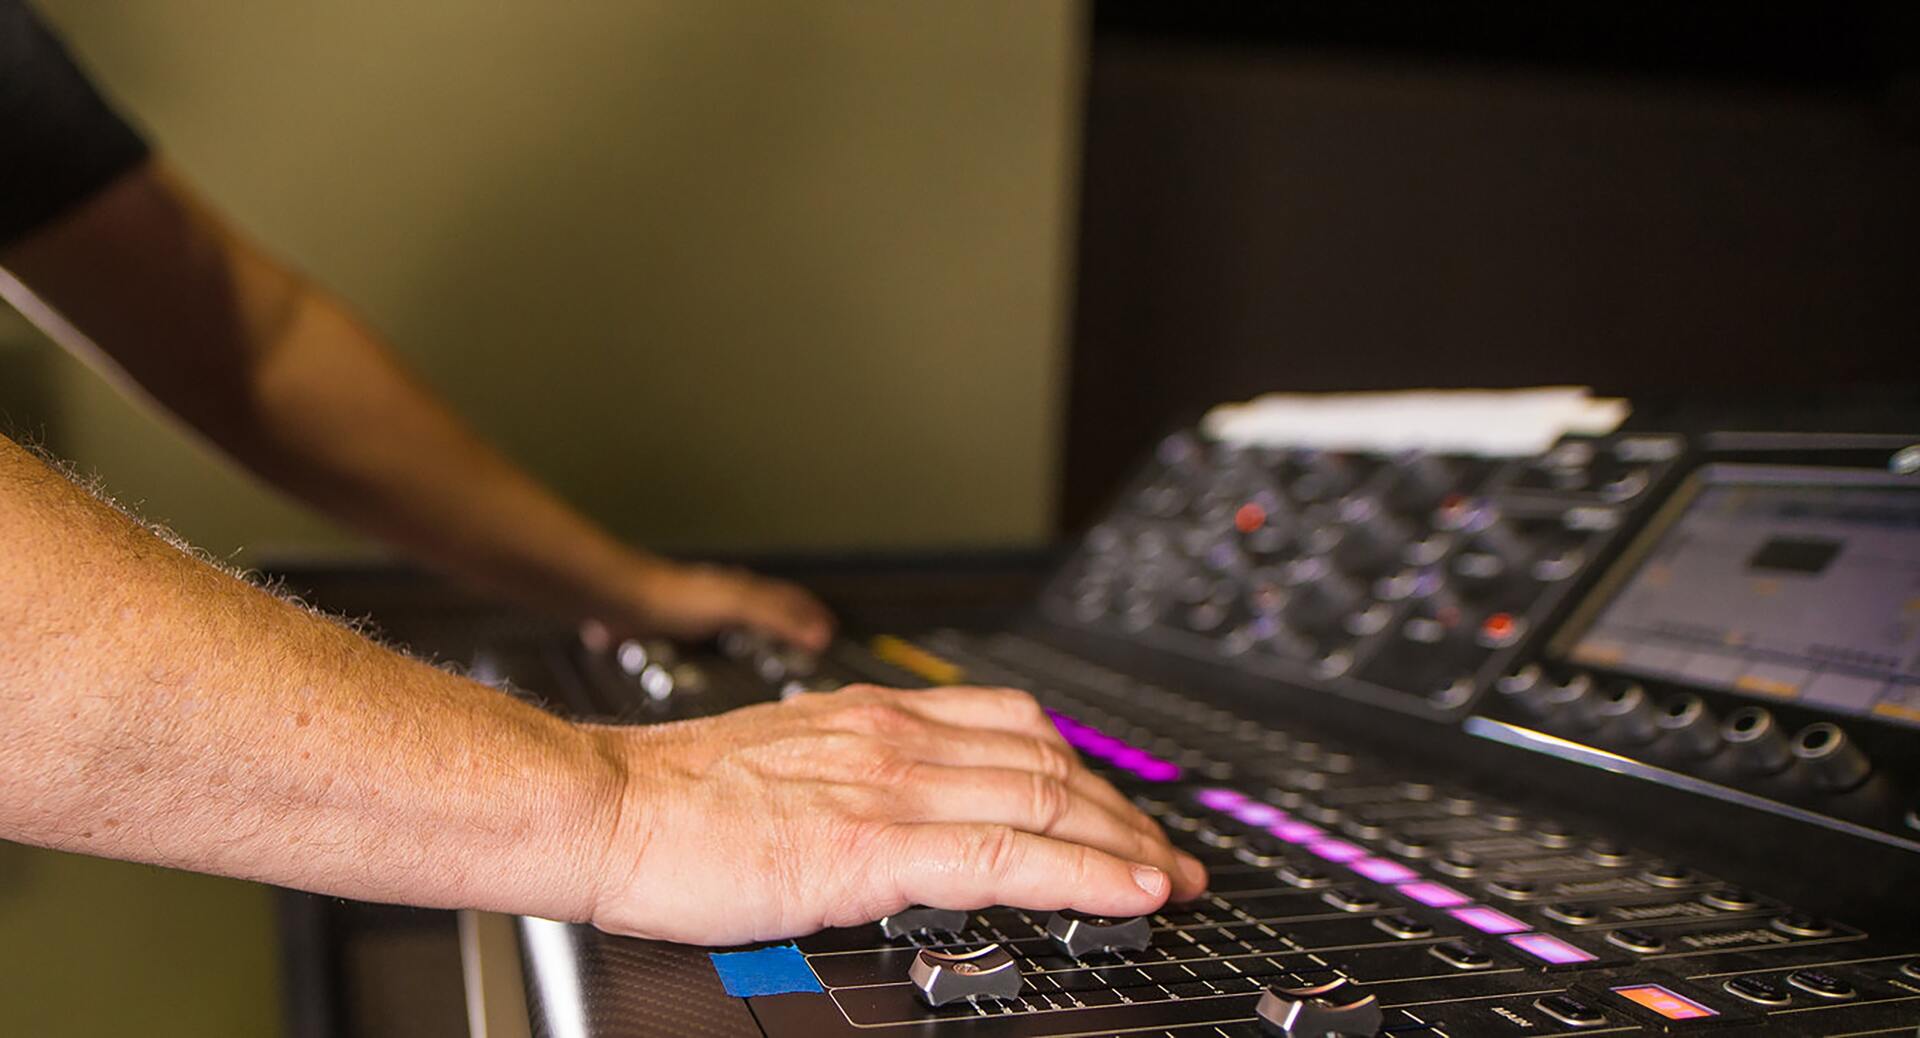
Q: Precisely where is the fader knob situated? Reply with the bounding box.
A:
[1792,723,1871,793]
[909,944,1024,1006]
[1045,910,1153,958]
[879,906,970,938]
[1281,558,1363,636]
[1256,977,1383,1036]
[1722,707,1793,775]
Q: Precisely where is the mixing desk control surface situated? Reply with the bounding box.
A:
[479,426,1919,1037]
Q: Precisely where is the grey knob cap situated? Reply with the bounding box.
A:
[1655,694,1721,758]
[1045,910,1152,958]
[1792,723,1872,792]
[1722,707,1793,775]
[908,944,1023,1007]
[1588,682,1659,744]
[1256,977,1383,1036]
[879,906,969,939]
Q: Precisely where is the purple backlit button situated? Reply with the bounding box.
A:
[1396,881,1471,908]
[1132,758,1182,782]
[1506,932,1599,966]
[1231,802,1287,827]
[1350,858,1418,884]
[1449,906,1530,935]
[1195,788,1248,811]
[1270,820,1325,844]
[1306,839,1367,864]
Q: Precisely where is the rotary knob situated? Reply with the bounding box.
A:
[879,906,970,938]
[1792,723,1871,792]
[1451,520,1534,595]
[909,944,1024,1006]
[1584,681,1659,744]
[1329,498,1408,575]
[1385,453,1454,515]
[1289,451,1358,503]
[1722,707,1793,775]
[1655,694,1722,758]
[1256,976,1383,1036]
[1045,910,1153,958]
[1281,557,1363,636]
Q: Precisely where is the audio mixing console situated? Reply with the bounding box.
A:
[318,425,1920,1036]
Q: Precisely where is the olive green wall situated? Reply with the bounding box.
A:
[1,5,1083,1035]
[14,0,1082,560]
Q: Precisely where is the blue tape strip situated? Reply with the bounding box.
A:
[708,944,824,998]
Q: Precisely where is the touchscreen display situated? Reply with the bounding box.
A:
[1563,477,1920,726]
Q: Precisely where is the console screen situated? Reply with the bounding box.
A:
[1563,474,1920,727]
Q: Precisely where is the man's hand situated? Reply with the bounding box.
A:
[584,684,1208,946]
[591,559,835,652]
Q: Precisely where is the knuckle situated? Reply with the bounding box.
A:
[1028,773,1070,831]
[838,700,915,736]
[961,824,1022,878]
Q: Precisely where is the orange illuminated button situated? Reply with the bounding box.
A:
[1611,984,1717,1020]
[1478,612,1524,648]
[1235,502,1267,533]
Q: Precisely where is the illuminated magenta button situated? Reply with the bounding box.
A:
[1396,881,1471,908]
[1133,759,1182,782]
[1270,820,1324,844]
[1195,788,1248,811]
[1108,747,1153,770]
[1506,933,1598,965]
[1349,858,1418,884]
[1231,802,1287,827]
[1306,839,1367,863]
[1449,906,1529,934]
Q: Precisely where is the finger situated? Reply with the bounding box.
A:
[891,764,1190,888]
[882,823,1173,918]
[738,582,834,651]
[891,685,1065,743]
[882,720,1153,832]
[887,723,1206,899]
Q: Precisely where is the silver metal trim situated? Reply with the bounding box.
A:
[1462,717,1920,854]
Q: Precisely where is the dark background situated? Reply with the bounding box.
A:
[1061,1,1920,533]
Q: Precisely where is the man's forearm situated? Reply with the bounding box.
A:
[0,161,659,622]
[0,434,620,917]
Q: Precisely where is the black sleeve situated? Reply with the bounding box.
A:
[0,0,151,249]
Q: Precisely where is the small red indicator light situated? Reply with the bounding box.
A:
[1235,503,1266,533]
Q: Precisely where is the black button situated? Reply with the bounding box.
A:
[1787,969,1856,1000]
[1435,852,1480,877]
[1534,993,1607,1028]
[1343,810,1387,839]
[1544,902,1599,925]
[1535,821,1577,848]
[1701,886,1759,910]
[1429,940,1494,970]
[1281,864,1332,889]
[1323,887,1381,912]
[1583,838,1630,865]
[1643,862,1694,887]
[1486,878,1540,901]
[1770,912,1832,937]
[1373,913,1434,939]
[1235,832,1289,867]
[1723,975,1792,1006]
[1300,802,1343,825]
[1195,824,1241,848]
[1606,927,1665,953]
[1386,831,1434,858]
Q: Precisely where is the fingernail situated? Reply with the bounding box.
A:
[1131,865,1168,897]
